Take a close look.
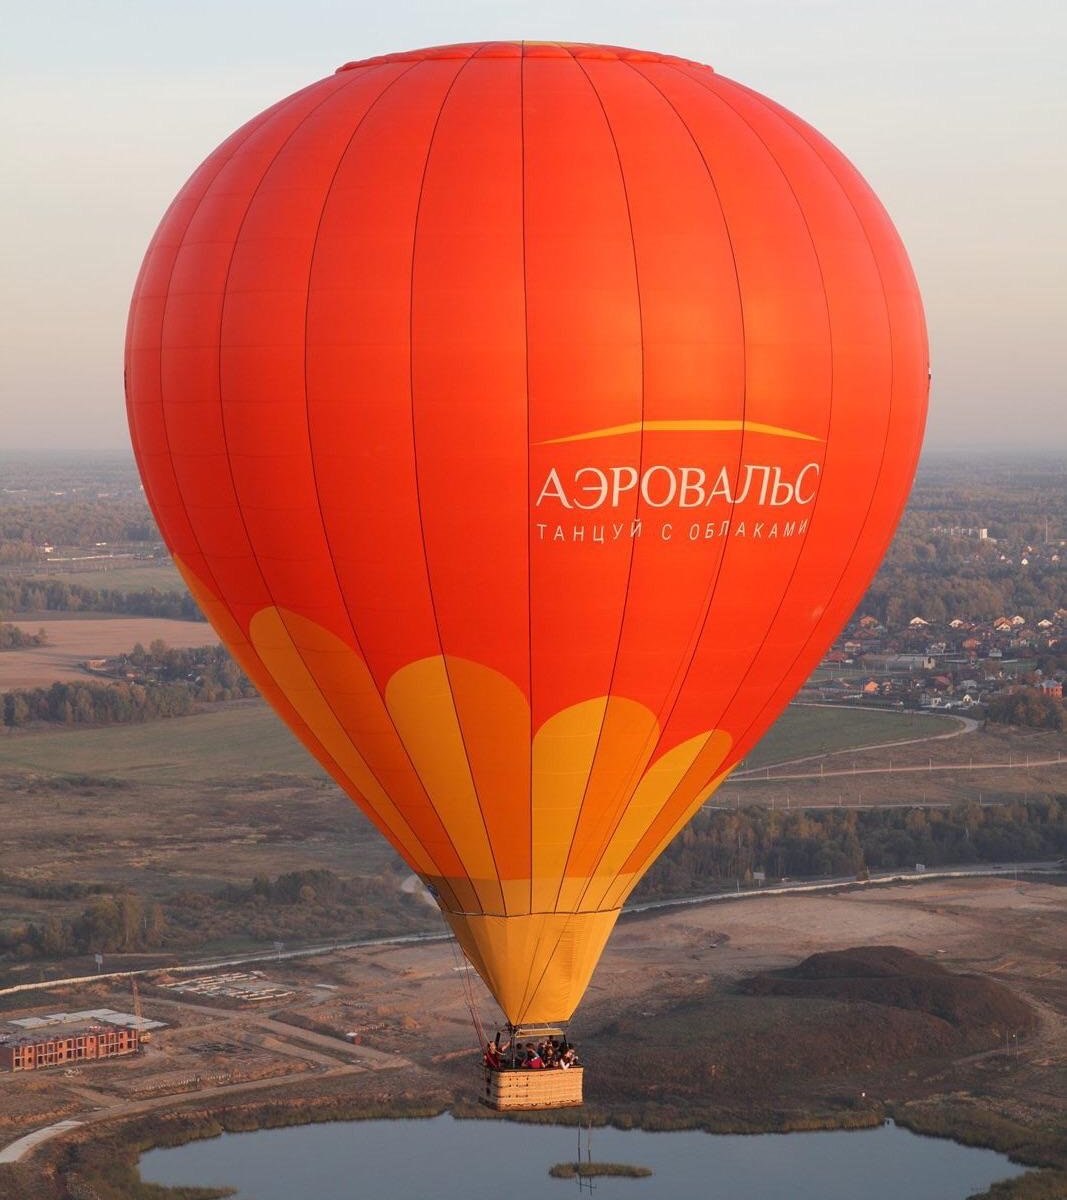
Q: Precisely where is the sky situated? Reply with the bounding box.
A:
[2,0,1065,454]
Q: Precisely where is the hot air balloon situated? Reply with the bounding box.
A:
[125,41,928,1092]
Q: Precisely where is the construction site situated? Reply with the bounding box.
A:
[0,954,417,1152]
[1,1022,144,1073]
[0,979,165,1074]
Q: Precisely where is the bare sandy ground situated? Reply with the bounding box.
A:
[301,876,1066,1079]
[0,617,219,688]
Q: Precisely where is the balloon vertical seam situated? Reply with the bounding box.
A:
[701,76,899,771]
[671,71,836,774]
[604,64,843,886]
[508,42,658,1019]
[724,94,911,757]
[708,79,907,786]
[557,59,753,909]
[135,98,294,604]
[615,82,909,896]
[295,62,475,908]
[407,54,508,918]
[142,88,345,777]
[206,67,440,873]
[539,49,650,928]
[520,44,536,917]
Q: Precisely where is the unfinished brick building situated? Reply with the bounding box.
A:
[0,1024,139,1072]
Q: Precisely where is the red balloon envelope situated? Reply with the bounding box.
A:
[126,42,928,1025]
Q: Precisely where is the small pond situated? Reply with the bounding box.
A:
[139,1112,1025,1199]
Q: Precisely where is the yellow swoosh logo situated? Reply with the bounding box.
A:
[536,419,820,446]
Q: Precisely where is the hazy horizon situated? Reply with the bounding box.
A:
[4,1,1065,454]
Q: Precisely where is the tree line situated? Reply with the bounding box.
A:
[0,869,429,962]
[0,642,254,728]
[0,621,47,650]
[984,688,1066,731]
[2,680,197,728]
[0,493,156,550]
[2,892,167,960]
[0,578,204,620]
[633,797,1066,900]
[861,558,1064,627]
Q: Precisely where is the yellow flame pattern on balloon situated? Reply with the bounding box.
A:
[175,557,733,1022]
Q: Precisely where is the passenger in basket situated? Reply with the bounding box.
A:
[524,1045,545,1069]
[483,1041,501,1070]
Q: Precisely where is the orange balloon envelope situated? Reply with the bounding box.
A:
[126,42,928,1025]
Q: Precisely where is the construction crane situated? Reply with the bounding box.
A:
[131,979,151,1046]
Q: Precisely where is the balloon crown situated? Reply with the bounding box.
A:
[337,41,712,73]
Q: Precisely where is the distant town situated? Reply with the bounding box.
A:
[808,607,1065,713]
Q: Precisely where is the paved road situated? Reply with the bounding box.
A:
[0,1063,369,1163]
[0,1120,84,1165]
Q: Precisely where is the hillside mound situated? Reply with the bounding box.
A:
[585,946,1037,1115]
[741,946,1036,1035]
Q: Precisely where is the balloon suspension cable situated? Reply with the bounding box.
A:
[446,930,488,1052]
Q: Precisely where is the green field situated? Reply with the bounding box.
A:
[741,705,963,769]
[0,698,963,785]
[0,702,320,782]
[27,562,187,594]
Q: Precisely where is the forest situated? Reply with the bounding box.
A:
[0,493,156,557]
[985,688,1067,731]
[861,558,1064,627]
[0,577,203,620]
[0,868,429,961]
[1,679,198,728]
[856,456,1067,625]
[633,797,1066,900]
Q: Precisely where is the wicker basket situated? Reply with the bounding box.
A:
[483,1066,584,1110]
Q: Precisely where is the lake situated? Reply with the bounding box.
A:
[139,1112,1026,1199]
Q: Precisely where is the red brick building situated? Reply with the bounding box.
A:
[0,1024,139,1072]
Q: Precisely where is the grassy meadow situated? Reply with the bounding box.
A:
[0,701,963,786]
[0,702,317,782]
[26,562,187,593]
[733,705,961,769]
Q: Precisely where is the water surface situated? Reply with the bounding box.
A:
[140,1112,1024,1200]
